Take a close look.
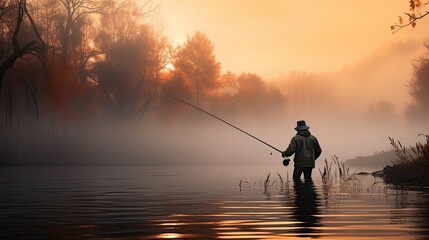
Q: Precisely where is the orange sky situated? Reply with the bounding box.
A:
[139,1,429,159]
[151,0,429,78]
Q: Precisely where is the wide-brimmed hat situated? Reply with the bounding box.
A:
[294,120,310,131]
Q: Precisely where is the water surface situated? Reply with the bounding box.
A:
[0,165,428,239]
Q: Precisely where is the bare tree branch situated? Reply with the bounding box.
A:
[391,0,429,33]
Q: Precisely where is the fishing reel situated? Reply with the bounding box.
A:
[282,158,291,167]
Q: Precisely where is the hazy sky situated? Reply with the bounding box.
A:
[151,0,429,78]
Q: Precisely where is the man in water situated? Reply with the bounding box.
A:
[282,120,322,180]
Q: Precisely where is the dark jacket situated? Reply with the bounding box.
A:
[283,130,322,168]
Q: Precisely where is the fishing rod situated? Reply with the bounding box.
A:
[166,96,291,166]
[166,96,283,153]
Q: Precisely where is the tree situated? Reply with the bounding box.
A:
[405,43,429,123]
[0,0,44,97]
[93,0,160,120]
[367,100,396,123]
[391,0,429,33]
[0,0,47,130]
[174,31,221,107]
[94,28,155,119]
[234,72,286,115]
[23,0,103,120]
[57,0,113,62]
[159,71,193,120]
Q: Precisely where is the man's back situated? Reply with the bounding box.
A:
[282,120,322,180]
[288,130,321,168]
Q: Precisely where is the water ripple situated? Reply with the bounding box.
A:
[0,166,428,239]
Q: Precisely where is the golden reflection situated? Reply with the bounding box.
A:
[158,233,182,239]
[159,222,186,226]
[221,206,289,209]
[217,211,285,215]
[218,220,254,225]
[151,179,428,240]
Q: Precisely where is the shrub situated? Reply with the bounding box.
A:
[384,134,429,186]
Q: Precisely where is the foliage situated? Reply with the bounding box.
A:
[0,0,44,118]
[0,0,289,163]
[384,134,429,186]
[391,0,429,33]
[405,44,429,124]
[174,31,221,107]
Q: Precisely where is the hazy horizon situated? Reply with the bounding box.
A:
[1,0,429,168]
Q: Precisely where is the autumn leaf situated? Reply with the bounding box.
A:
[398,16,403,24]
[415,0,422,8]
[410,0,415,10]
[391,25,396,30]
[412,21,417,28]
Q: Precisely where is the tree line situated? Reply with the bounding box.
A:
[1,0,429,163]
[0,0,286,124]
[0,0,287,162]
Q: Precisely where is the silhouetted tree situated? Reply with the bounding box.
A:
[93,0,160,120]
[236,73,266,112]
[0,0,47,134]
[367,100,396,123]
[94,28,157,119]
[56,0,113,62]
[0,0,44,98]
[159,71,193,120]
[234,72,286,115]
[174,31,221,107]
[405,43,429,123]
[0,0,47,162]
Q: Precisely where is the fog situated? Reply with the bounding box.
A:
[1,0,429,168]
[3,38,428,167]
[2,39,428,168]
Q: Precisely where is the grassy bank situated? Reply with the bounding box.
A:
[383,134,429,186]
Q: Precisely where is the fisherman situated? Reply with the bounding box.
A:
[282,120,322,180]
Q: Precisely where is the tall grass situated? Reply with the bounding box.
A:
[385,134,429,186]
[388,134,429,165]
[264,173,271,194]
[319,156,350,185]
[318,156,361,201]
[238,171,290,194]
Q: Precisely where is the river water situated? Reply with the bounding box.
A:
[0,165,428,239]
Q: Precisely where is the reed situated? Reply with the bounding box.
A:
[264,173,271,193]
[319,157,334,186]
[388,134,429,165]
[385,134,429,186]
[277,172,290,190]
[318,155,361,196]
[238,172,291,194]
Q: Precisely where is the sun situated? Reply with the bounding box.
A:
[164,62,175,72]
[158,233,182,239]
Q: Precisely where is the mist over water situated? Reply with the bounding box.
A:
[1,1,428,167]
[7,104,425,168]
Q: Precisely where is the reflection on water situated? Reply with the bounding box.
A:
[0,165,428,239]
[291,179,321,237]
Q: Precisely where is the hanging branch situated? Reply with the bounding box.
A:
[391,0,429,33]
[0,0,44,96]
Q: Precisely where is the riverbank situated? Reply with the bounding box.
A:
[383,135,429,186]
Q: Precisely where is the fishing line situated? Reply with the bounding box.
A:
[165,96,282,153]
